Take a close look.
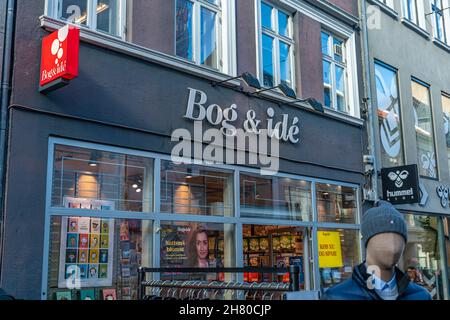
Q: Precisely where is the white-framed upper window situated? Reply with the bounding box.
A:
[46,0,127,38]
[402,0,427,28]
[175,0,236,74]
[431,0,448,43]
[257,1,295,89]
[379,0,395,9]
[321,31,348,114]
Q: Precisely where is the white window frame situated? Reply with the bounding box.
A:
[174,0,237,76]
[322,30,349,114]
[45,0,127,39]
[402,0,427,28]
[255,0,296,90]
[431,0,449,43]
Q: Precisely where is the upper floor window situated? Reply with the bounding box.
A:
[175,0,235,74]
[379,0,395,9]
[431,0,447,42]
[258,1,295,89]
[404,0,420,23]
[322,31,348,113]
[49,0,126,38]
[442,93,450,176]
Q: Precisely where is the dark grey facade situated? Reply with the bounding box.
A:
[0,0,367,299]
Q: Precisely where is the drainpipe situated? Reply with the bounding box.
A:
[0,0,16,282]
[359,0,379,204]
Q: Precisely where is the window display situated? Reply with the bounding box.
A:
[316,184,357,224]
[243,225,306,287]
[160,161,233,216]
[319,229,360,289]
[240,174,311,221]
[52,144,153,212]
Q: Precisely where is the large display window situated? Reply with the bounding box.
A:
[44,139,362,299]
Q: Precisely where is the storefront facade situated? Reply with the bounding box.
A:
[366,0,450,300]
[0,0,366,300]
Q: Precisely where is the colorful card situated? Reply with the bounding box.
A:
[79,234,89,249]
[89,249,99,263]
[99,264,108,278]
[78,264,88,279]
[78,250,88,264]
[56,291,72,300]
[102,289,117,300]
[67,234,78,248]
[80,289,95,300]
[88,265,98,278]
[90,218,100,234]
[90,234,100,248]
[66,249,77,263]
[78,217,90,233]
[101,220,110,234]
[99,249,108,263]
[68,218,78,233]
[100,235,109,248]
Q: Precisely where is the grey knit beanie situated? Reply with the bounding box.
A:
[361,200,408,247]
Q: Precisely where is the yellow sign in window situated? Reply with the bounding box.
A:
[318,231,343,268]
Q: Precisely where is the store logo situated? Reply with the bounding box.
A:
[388,170,409,188]
[40,25,79,87]
[380,110,401,158]
[436,186,449,208]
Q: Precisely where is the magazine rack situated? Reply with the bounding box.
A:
[137,266,305,300]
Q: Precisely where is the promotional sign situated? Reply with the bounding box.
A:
[318,231,343,269]
[40,25,79,91]
[381,164,419,204]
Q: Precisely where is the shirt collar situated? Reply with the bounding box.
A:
[371,271,397,291]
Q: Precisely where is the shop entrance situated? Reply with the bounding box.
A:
[242,225,309,290]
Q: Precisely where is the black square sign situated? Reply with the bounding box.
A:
[381,164,420,205]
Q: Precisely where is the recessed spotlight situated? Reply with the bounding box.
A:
[132,184,138,189]
[136,188,142,193]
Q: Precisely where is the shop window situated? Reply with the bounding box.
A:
[51,145,153,212]
[321,31,348,113]
[159,221,235,282]
[50,0,126,38]
[374,61,404,168]
[160,161,233,216]
[442,94,450,176]
[47,216,152,300]
[316,184,358,224]
[400,214,446,300]
[318,229,360,290]
[240,174,312,221]
[258,1,295,90]
[242,224,309,290]
[412,79,438,179]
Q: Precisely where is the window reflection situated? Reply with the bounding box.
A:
[316,184,357,224]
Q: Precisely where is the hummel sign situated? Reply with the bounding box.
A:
[381,165,419,205]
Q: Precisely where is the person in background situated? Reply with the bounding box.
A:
[322,201,431,300]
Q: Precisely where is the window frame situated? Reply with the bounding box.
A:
[41,137,362,299]
[402,0,427,28]
[174,0,236,75]
[46,0,127,39]
[256,0,296,91]
[431,0,448,43]
[321,30,349,114]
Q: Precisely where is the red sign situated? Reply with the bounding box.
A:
[40,25,79,87]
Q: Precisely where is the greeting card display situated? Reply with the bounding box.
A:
[58,197,115,288]
[102,289,117,300]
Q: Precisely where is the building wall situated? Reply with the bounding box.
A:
[367,0,450,215]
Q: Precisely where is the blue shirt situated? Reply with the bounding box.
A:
[371,271,398,300]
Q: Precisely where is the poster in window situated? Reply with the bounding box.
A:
[58,197,115,288]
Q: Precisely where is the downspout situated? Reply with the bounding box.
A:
[0,0,16,282]
[359,0,379,203]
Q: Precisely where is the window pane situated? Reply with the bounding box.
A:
[243,224,308,289]
[262,34,274,87]
[278,11,289,37]
[279,42,291,86]
[333,38,344,63]
[375,62,404,167]
[442,95,450,175]
[160,221,234,268]
[96,0,120,36]
[160,161,234,216]
[51,145,153,212]
[316,184,357,224]
[200,8,218,69]
[412,80,437,178]
[323,60,332,107]
[240,174,312,221]
[261,2,273,30]
[176,0,194,60]
[47,216,152,300]
[400,215,445,300]
[58,0,88,25]
[321,32,330,56]
[335,66,346,113]
[319,229,360,290]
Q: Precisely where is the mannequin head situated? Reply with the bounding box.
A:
[366,232,405,270]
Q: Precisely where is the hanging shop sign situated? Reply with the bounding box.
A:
[39,25,79,93]
[184,88,300,144]
[381,164,419,205]
[318,231,343,269]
